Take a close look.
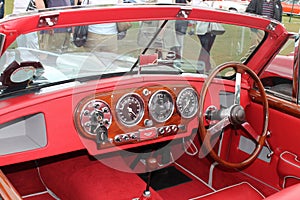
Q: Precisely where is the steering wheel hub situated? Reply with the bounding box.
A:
[229,105,245,125]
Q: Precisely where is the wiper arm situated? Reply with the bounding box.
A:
[129,20,169,72]
[0,78,76,99]
[0,83,44,99]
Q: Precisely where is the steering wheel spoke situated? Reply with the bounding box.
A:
[241,121,260,143]
[207,116,231,137]
[234,72,242,105]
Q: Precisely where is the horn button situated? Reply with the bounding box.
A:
[229,105,245,125]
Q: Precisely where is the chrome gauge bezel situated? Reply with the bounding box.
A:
[80,99,112,135]
[176,87,199,118]
[148,90,174,123]
[116,93,145,127]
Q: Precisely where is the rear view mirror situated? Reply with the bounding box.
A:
[0,61,44,91]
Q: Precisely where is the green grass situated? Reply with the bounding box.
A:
[282,15,300,32]
[5,0,13,16]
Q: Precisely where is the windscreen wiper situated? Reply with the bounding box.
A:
[129,20,169,72]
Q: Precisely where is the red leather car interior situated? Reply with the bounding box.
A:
[196,181,300,200]
[277,151,300,188]
[265,183,300,200]
[38,153,163,200]
[196,182,264,200]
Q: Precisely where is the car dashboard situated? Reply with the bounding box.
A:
[0,73,218,166]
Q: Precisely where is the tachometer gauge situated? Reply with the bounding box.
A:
[116,93,145,126]
[148,90,174,123]
[176,87,199,118]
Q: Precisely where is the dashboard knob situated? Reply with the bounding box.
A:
[144,119,153,127]
[171,125,178,132]
[114,135,122,143]
[143,89,150,96]
[166,126,171,133]
[130,133,137,139]
[122,134,129,141]
[158,127,165,135]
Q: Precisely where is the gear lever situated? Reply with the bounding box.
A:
[139,157,158,200]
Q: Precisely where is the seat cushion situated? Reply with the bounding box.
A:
[265,183,300,200]
[196,182,264,200]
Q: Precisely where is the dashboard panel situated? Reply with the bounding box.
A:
[0,74,240,166]
[73,84,199,150]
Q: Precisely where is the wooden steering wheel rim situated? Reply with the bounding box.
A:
[199,62,269,169]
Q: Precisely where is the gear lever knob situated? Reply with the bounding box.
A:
[146,157,158,171]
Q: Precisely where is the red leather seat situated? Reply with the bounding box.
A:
[197,182,264,200]
[196,182,300,200]
[265,183,300,200]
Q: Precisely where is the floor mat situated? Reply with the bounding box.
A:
[138,166,192,191]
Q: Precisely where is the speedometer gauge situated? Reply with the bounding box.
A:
[176,87,198,118]
[116,93,144,126]
[148,90,174,123]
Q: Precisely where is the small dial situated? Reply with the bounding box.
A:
[116,93,145,126]
[148,90,174,123]
[176,87,199,118]
[80,100,112,135]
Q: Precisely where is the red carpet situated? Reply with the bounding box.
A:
[3,161,46,196]
[38,152,163,200]
[3,146,276,200]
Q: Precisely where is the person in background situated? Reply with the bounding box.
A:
[82,0,122,52]
[246,0,282,46]
[0,0,4,19]
[190,0,218,73]
[174,0,190,61]
[35,0,77,8]
[138,0,180,60]
[35,0,76,53]
[246,0,282,22]
[195,21,217,73]
[13,0,30,13]
[13,0,39,49]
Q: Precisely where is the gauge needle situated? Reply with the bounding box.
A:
[183,99,190,110]
[127,107,137,117]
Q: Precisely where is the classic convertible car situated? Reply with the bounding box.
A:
[0,2,299,200]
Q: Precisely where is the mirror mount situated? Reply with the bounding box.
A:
[0,61,44,92]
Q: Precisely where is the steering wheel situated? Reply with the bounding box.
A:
[199,62,269,169]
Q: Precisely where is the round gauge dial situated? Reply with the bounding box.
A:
[116,93,145,126]
[148,90,174,123]
[80,100,112,135]
[177,88,199,118]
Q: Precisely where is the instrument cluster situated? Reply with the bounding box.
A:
[74,85,199,149]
